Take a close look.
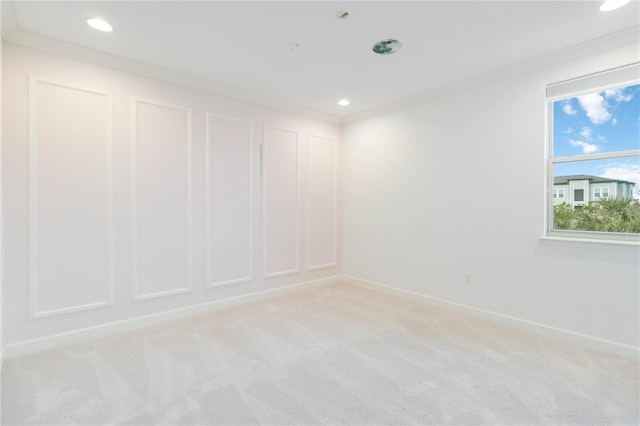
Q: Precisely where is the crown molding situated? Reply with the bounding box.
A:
[0,1,342,125]
[342,25,640,124]
[2,0,638,127]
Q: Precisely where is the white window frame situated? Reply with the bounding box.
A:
[553,188,565,199]
[594,187,609,199]
[545,63,640,244]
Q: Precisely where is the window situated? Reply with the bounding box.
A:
[594,187,609,199]
[574,189,584,202]
[547,64,640,242]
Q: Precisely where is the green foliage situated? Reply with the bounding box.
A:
[553,198,640,233]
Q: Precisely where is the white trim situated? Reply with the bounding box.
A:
[131,97,194,302]
[539,234,640,247]
[27,75,115,320]
[207,277,253,289]
[308,263,338,272]
[205,113,255,289]
[29,301,114,320]
[2,6,636,127]
[0,7,341,126]
[544,102,552,240]
[131,287,192,302]
[593,186,609,199]
[342,27,640,124]
[546,77,640,242]
[343,275,639,360]
[307,133,338,271]
[262,125,301,279]
[552,188,565,199]
[2,275,342,361]
[546,62,640,100]
[264,269,299,279]
[5,274,638,361]
[552,149,640,163]
[106,84,115,316]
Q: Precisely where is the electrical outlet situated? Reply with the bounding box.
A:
[464,273,472,285]
[288,257,295,266]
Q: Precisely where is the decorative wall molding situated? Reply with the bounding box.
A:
[131,97,194,302]
[3,275,343,361]
[3,2,637,127]
[0,1,341,125]
[307,133,337,271]
[7,273,637,361]
[205,113,255,288]
[27,75,115,319]
[262,125,301,279]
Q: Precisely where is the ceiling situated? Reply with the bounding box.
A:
[2,1,640,121]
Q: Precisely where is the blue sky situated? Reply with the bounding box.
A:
[553,83,639,196]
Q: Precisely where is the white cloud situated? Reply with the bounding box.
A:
[604,88,634,102]
[577,93,611,124]
[600,163,640,199]
[562,103,577,115]
[569,139,599,154]
[579,126,593,139]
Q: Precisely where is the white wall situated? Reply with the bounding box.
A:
[2,35,638,357]
[1,42,341,346]
[342,43,640,349]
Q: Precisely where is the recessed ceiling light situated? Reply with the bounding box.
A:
[87,18,113,32]
[600,0,631,11]
[372,39,402,55]
[338,99,350,106]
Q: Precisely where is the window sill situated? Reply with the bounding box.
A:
[540,233,640,248]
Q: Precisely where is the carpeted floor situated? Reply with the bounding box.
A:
[1,282,638,425]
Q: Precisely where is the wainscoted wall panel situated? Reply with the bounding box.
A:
[206,114,254,287]
[132,98,193,301]
[263,126,299,278]
[307,134,337,270]
[2,42,341,347]
[28,76,114,319]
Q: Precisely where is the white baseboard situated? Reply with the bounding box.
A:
[342,275,640,361]
[2,275,341,361]
[5,274,638,362]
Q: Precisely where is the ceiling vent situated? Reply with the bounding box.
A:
[372,39,402,55]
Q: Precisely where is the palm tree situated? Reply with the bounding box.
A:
[554,197,640,233]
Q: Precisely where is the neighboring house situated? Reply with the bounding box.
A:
[553,174,636,208]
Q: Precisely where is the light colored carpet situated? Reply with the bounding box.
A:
[1,282,638,425]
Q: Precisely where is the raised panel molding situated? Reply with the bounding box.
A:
[4,275,343,361]
[28,75,115,319]
[131,97,193,301]
[307,133,337,271]
[206,113,254,288]
[263,125,300,279]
